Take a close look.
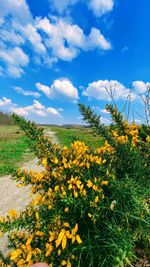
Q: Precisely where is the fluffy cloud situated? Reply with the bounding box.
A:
[14,86,40,98]
[13,22,46,54]
[88,0,114,17]
[36,79,79,102]
[83,80,136,101]
[132,81,150,94]
[0,46,29,77]
[37,17,111,61]
[51,0,114,17]
[0,97,62,119]
[0,0,32,24]
[0,28,24,45]
[0,0,112,77]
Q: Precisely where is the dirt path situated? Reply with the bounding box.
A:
[0,129,59,254]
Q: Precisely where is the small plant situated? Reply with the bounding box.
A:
[0,104,149,267]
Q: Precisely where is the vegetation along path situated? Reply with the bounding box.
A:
[0,129,59,254]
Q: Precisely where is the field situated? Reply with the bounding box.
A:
[44,125,104,148]
[0,125,103,176]
[0,126,33,176]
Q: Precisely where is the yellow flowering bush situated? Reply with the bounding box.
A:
[0,104,149,267]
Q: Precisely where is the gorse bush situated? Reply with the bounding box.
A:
[0,104,149,267]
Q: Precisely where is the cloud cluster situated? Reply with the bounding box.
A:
[0,0,112,77]
[132,81,150,94]
[51,0,115,17]
[88,0,114,17]
[83,80,136,101]
[37,17,111,61]
[36,79,79,102]
[0,97,62,118]
[0,45,29,77]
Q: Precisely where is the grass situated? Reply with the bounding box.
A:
[45,126,104,148]
[0,124,103,176]
[0,125,33,176]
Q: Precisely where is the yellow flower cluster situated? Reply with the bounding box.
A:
[3,123,149,266]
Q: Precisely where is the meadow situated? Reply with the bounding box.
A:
[0,126,33,176]
[0,124,103,176]
[44,125,104,148]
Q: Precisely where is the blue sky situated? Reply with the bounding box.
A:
[0,0,149,125]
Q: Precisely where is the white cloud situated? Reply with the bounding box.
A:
[0,0,112,77]
[50,0,79,14]
[0,28,24,45]
[47,107,61,117]
[35,83,52,98]
[36,79,79,102]
[87,27,111,50]
[13,22,46,54]
[88,0,114,17]
[0,97,62,119]
[37,17,111,61]
[0,97,12,106]
[32,100,45,110]
[0,46,29,77]
[11,106,29,116]
[14,86,40,98]
[83,80,136,101]
[51,0,114,17]
[132,81,150,94]
[0,0,32,25]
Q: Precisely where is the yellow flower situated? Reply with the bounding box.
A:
[45,244,53,257]
[8,209,17,218]
[67,261,72,267]
[64,207,69,213]
[88,213,92,218]
[76,235,82,244]
[87,180,93,188]
[10,249,22,260]
[53,157,59,164]
[95,196,99,203]
[42,158,47,167]
[35,211,39,220]
[63,222,70,227]
[26,252,32,262]
[62,235,67,250]
[71,255,75,259]
[54,185,60,192]
[74,191,78,198]
[101,180,108,186]
[26,235,33,246]
[58,249,61,256]
[72,224,78,235]
[61,260,67,266]
[146,135,150,143]
[56,229,65,248]
[35,231,44,236]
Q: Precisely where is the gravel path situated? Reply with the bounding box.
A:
[0,129,59,254]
